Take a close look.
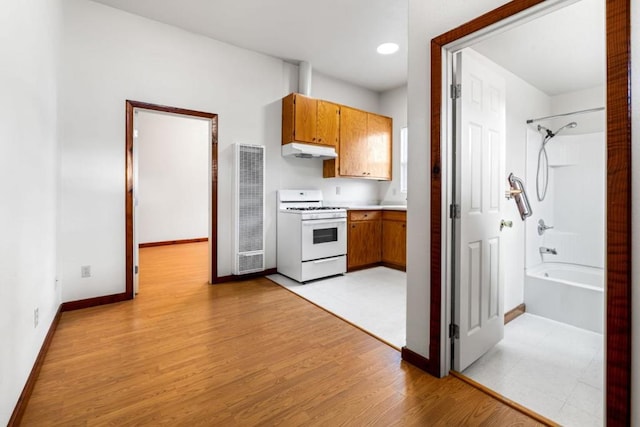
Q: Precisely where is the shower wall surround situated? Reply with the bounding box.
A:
[525,129,605,270]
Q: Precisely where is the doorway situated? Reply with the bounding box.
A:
[425,0,631,425]
[134,110,211,294]
[125,101,219,298]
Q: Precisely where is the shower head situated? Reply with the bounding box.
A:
[539,121,578,141]
[553,121,578,136]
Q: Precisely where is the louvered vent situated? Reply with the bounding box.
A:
[233,143,265,274]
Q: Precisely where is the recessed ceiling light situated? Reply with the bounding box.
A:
[376,43,399,55]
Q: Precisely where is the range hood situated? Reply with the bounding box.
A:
[282,142,337,159]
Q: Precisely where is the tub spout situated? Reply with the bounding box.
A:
[540,247,557,255]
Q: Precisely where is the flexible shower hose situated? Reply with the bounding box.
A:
[536,137,549,201]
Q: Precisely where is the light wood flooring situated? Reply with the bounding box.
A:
[21,242,543,425]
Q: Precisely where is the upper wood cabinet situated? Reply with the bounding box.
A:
[282,93,339,146]
[323,107,392,180]
[367,113,392,179]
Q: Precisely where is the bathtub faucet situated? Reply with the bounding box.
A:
[539,247,557,255]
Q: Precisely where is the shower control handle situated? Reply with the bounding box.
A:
[537,219,554,235]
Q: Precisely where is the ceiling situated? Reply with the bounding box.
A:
[88,0,408,92]
[89,0,604,95]
[472,0,605,96]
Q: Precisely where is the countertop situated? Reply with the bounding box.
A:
[345,205,406,211]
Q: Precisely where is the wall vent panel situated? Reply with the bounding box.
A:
[233,143,265,275]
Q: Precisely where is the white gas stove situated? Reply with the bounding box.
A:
[277,190,347,282]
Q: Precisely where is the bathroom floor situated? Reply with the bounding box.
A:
[462,313,603,427]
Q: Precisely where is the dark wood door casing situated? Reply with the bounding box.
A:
[125,100,219,298]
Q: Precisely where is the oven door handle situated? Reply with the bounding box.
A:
[312,257,342,264]
[302,218,346,226]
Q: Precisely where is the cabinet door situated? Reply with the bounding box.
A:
[382,219,406,268]
[317,100,340,146]
[367,113,392,180]
[339,107,369,177]
[293,94,317,143]
[348,219,381,270]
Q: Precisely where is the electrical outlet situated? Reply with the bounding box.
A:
[336,186,341,196]
[81,265,91,278]
[34,308,39,328]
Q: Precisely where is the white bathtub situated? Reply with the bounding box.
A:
[524,262,604,333]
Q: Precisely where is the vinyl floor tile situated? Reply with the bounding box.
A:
[463,313,603,426]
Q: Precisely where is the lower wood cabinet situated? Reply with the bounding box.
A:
[382,211,407,270]
[347,210,381,271]
[347,209,406,272]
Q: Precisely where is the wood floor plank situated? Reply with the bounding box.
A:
[20,242,544,426]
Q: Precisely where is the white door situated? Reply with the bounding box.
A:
[453,48,506,371]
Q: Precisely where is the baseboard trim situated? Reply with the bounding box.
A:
[504,303,526,325]
[8,305,62,426]
[347,262,381,272]
[213,268,278,284]
[139,238,208,248]
[61,292,130,312]
[450,370,559,426]
[380,262,406,272]
[401,346,439,377]
[348,262,406,273]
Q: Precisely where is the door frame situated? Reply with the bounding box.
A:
[125,100,220,298]
[426,0,631,424]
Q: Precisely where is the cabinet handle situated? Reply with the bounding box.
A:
[352,224,356,228]
[363,214,368,218]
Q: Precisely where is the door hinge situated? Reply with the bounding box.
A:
[449,203,460,219]
[450,84,461,99]
[449,323,459,339]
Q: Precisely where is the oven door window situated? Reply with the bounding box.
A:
[313,227,338,244]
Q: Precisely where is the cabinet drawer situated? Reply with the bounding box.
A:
[348,210,381,221]
[382,210,406,221]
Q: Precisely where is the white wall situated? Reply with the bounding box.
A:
[136,111,209,244]
[379,85,409,205]
[550,85,605,135]
[58,0,383,303]
[0,0,61,423]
